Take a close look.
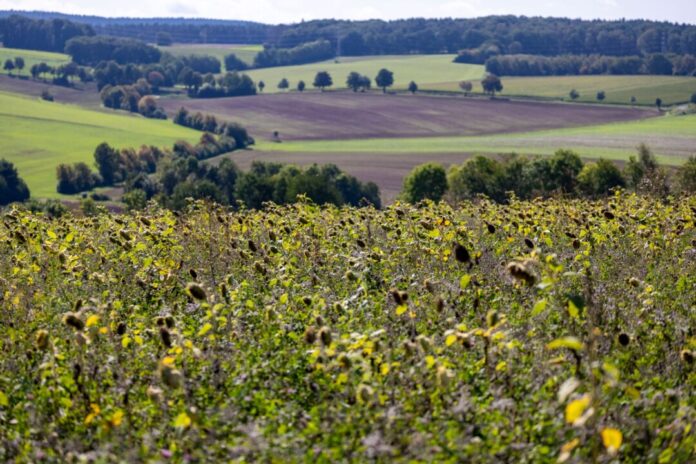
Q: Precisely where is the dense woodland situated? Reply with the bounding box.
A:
[3,13,696,59]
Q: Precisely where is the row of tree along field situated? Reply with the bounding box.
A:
[3,139,696,213]
[400,146,696,205]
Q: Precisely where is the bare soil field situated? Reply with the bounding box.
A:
[160,92,657,142]
[0,75,101,108]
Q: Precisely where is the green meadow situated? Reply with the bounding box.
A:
[0,91,200,198]
[0,46,71,74]
[244,55,485,92]
[430,75,696,106]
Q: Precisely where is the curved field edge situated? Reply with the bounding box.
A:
[253,114,696,165]
[0,91,201,198]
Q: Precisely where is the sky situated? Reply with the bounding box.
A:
[1,0,695,25]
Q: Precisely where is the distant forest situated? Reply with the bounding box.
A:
[2,11,696,56]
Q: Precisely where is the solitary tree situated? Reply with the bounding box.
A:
[278,78,289,90]
[597,91,606,102]
[691,93,696,104]
[3,59,15,75]
[346,72,363,92]
[408,81,418,94]
[375,68,394,93]
[459,81,473,95]
[297,80,306,92]
[14,57,24,76]
[30,64,40,80]
[481,74,503,97]
[569,89,579,100]
[630,96,637,106]
[258,81,266,92]
[313,71,333,91]
[401,163,448,203]
[655,97,663,111]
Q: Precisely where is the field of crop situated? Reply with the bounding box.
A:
[1,196,694,461]
[161,92,655,142]
[0,91,200,198]
[242,55,484,93]
[430,75,696,106]
[253,112,696,161]
[0,46,71,74]
[160,43,263,69]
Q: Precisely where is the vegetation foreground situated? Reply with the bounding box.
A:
[0,194,694,462]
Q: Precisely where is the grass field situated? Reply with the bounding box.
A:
[0,91,200,198]
[160,43,263,70]
[253,113,696,164]
[430,75,696,106]
[244,55,484,92]
[0,46,71,75]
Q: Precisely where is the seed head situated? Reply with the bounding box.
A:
[681,349,694,365]
[318,326,332,347]
[159,327,172,348]
[507,261,536,286]
[304,326,317,344]
[35,330,50,350]
[62,312,85,331]
[186,283,207,301]
[116,322,127,335]
[618,333,630,346]
[357,384,374,404]
[454,243,470,264]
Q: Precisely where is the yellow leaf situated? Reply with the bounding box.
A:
[0,390,8,407]
[601,428,622,454]
[174,412,192,429]
[445,334,458,347]
[161,356,176,367]
[561,438,580,453]
[395,304,407,316]
[428,229,441,239]
[197,323,213,337]
[425,355,436,369]
[279,293,288,304]
[459,274,471,290]
[565,395,591,424]
[110,410,124,427]
[380,363,390,376]
[121,336,131,348]
[547,336,584,352]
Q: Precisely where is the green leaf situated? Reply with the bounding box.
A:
[547,336,585,352]
[0,390,8,407]
[531,299,547,316]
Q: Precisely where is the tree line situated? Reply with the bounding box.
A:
[0,14,94,52]
[481,53,696,77]
[401,146,696,204]
[253,39,335,68]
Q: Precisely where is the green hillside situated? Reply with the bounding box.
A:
[244,55,485,93]
[0,46,70,74]
[0,91,200,198]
